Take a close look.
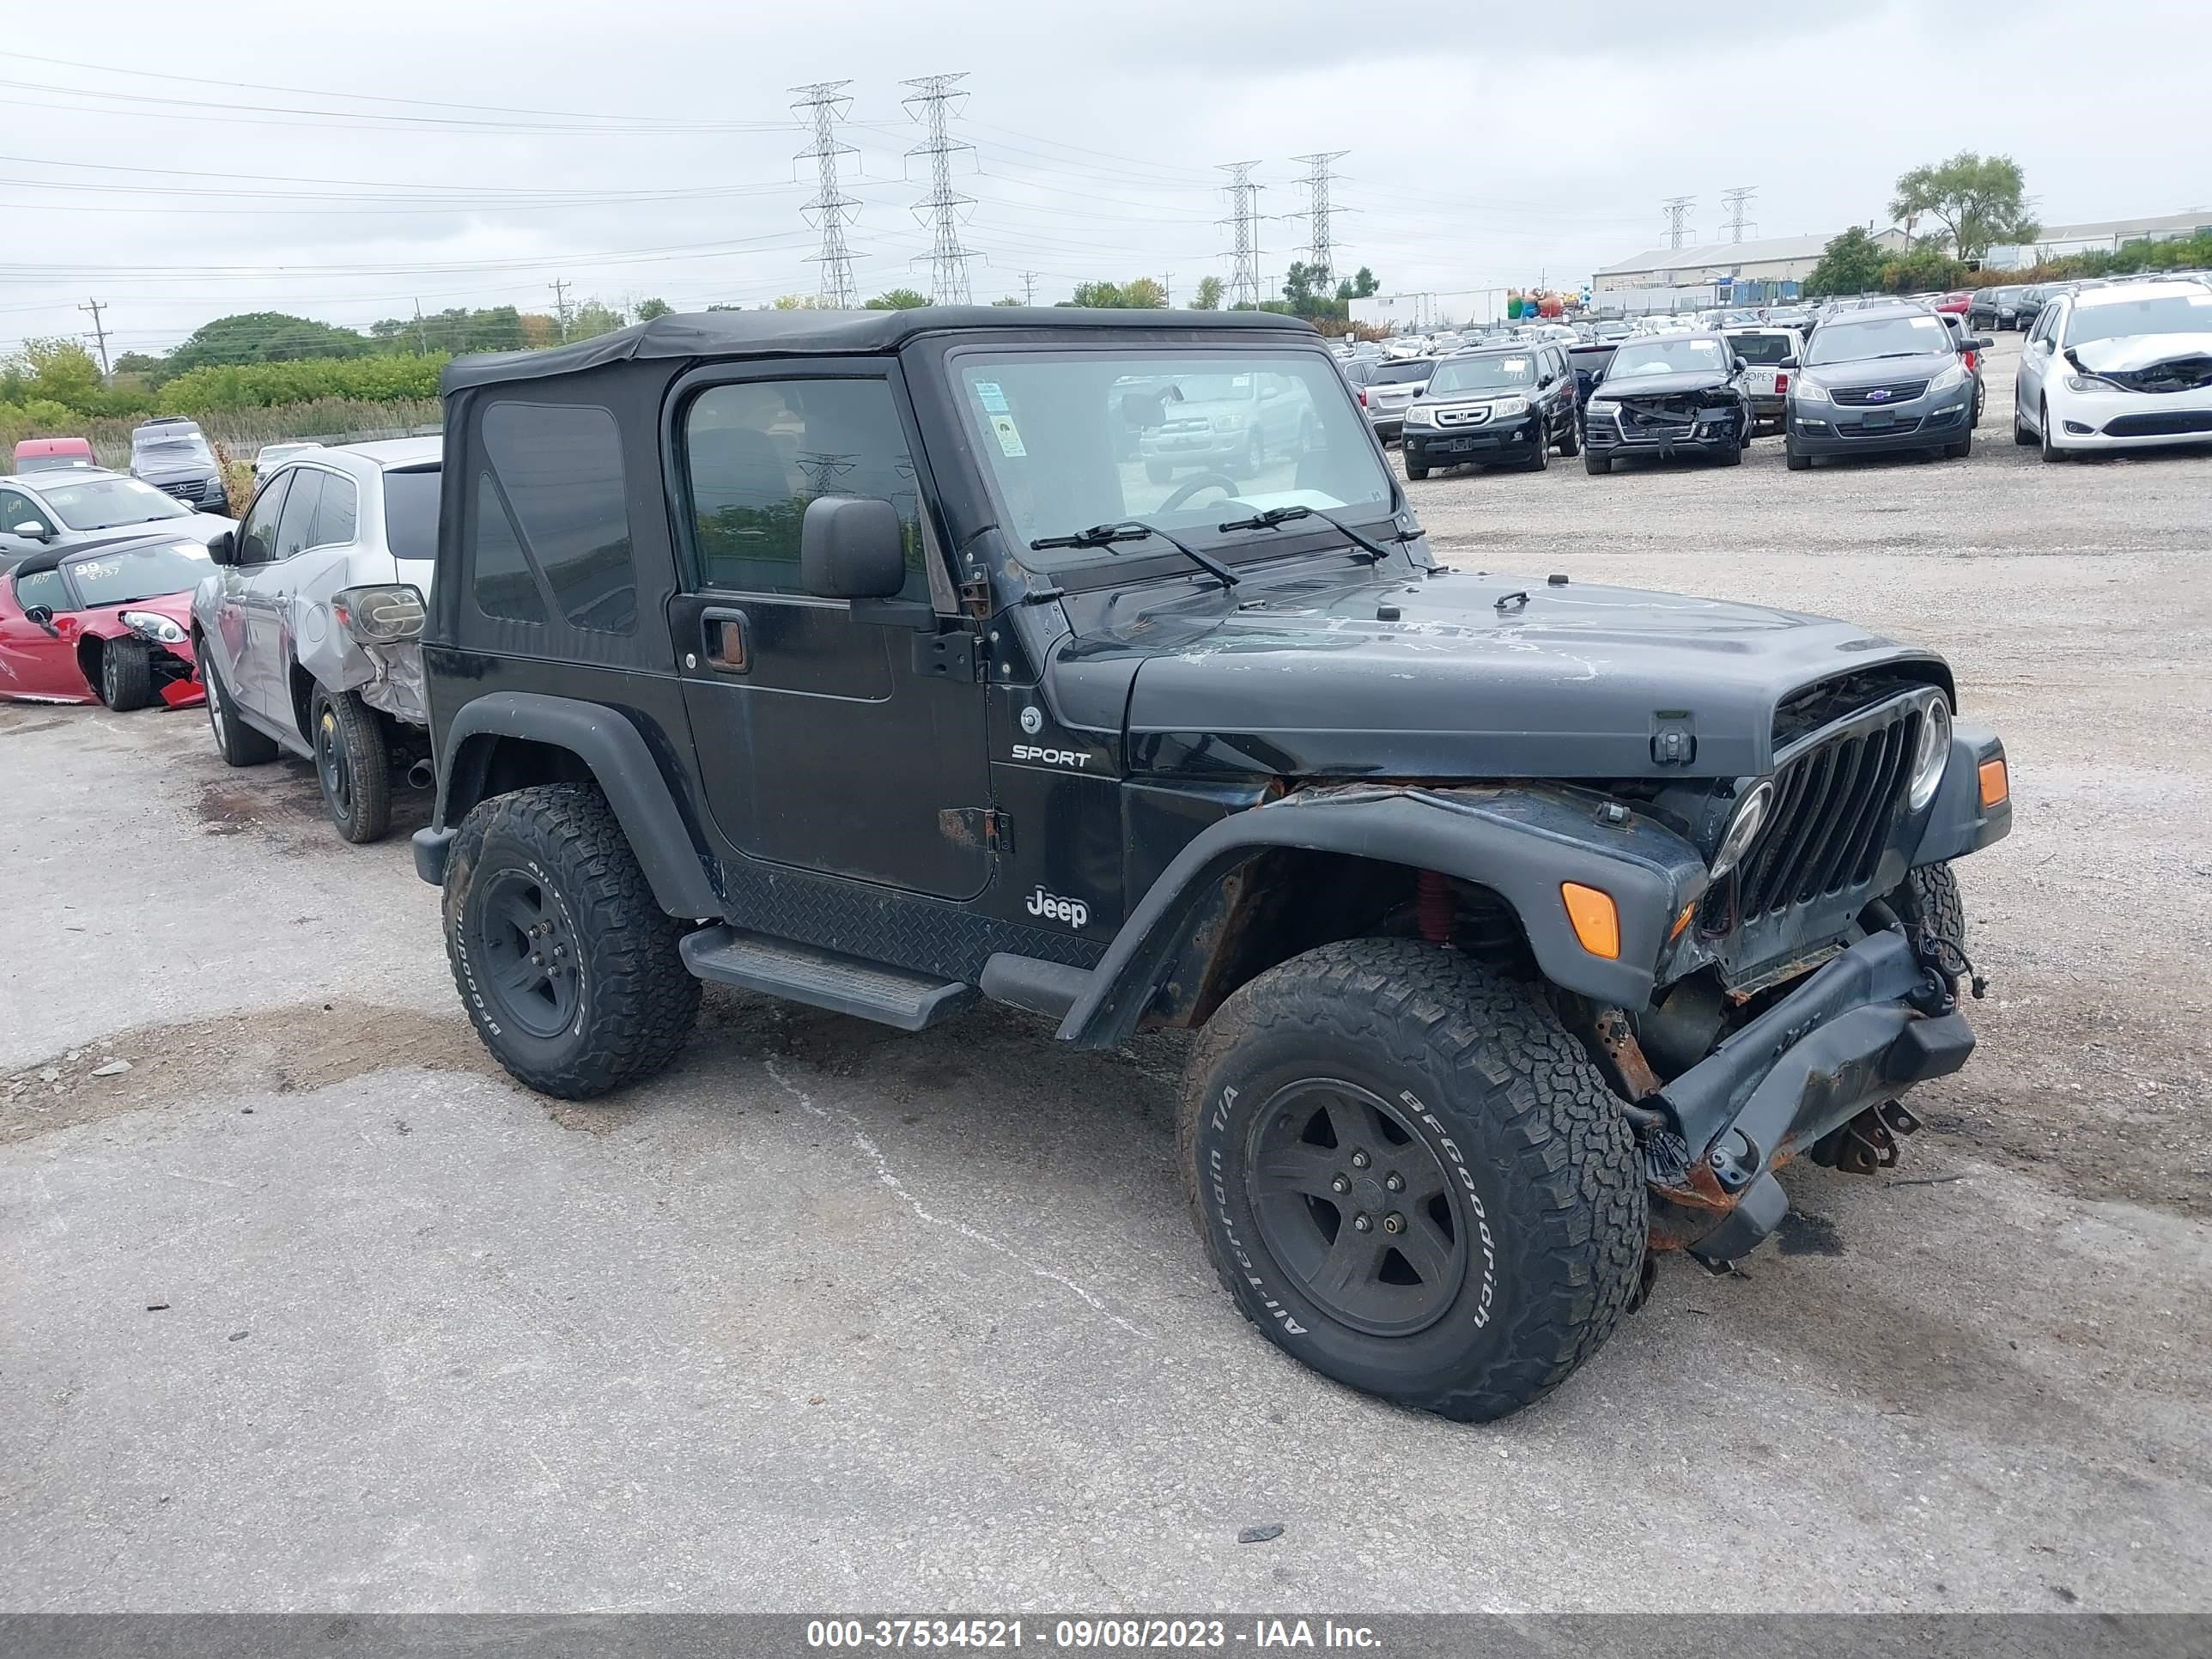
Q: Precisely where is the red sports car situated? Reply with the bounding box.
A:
[0,533,208,709]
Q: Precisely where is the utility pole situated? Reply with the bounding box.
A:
[791,80,861,308]
[412,298,429,353]
[1217,161,1265,311]
[1019,270,1039,305]
[79,298,112,380]
[1720,185,1757,245]
[1662,196,1695,252]
[1159,272,1173,306]
[1290,150,1351,289]
[902,72,976,306]
[549,279,574,341]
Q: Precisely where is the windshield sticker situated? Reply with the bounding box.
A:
[72,560,121,583]
[1909,315,1940,330]
[989,413,1028,459]
[1502,357,1528,372]
[974,380,1010,415]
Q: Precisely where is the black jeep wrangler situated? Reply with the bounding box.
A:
[413,307,2011,1421]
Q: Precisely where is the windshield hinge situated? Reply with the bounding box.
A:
[958,576,993,620]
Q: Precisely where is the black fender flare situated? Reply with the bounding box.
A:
[1057,784,1709,1048]
[1906,723,2010,864]
[424,690,721,920]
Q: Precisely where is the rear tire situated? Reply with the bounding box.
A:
[1557,416,1580,458]
[311,686,391,845]
[201,650,277,765]
[1583,453,1610,475]
[444,783,701,1100]
[2013,400,2034,445]
[1180,938,1646,1422]
[96,637,153,712]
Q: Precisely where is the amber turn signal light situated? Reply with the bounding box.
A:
[1561,883,1621,959]
[1978,757,2009,808]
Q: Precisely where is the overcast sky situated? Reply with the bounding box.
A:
[4,0,2208,358]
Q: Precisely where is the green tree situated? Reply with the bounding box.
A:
[1888,153,2039,259]
[1122,276,1167,308]
[18,338,105,404]
[989,295,1024,307]
[1334,266,1379,301]
[564,300,628,341]
[1190,275,1224,311]
[633,297,673,321]
[1068,280,1128,307]
[864,289,931,310]
[771,294,829,310]
[166,312,370,374]
[1803,227,1890,296]
[112,351,164,376]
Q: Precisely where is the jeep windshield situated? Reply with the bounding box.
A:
[33,476,194,531]
[1426,355,1537,394]
[954,349,1392,565]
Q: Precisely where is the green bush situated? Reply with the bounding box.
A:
[156,353,451,414]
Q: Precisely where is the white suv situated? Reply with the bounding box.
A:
[2014,279,2212,460]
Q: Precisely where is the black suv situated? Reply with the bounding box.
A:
[1399,343,1579,477]
[413,307,2011,1421]
[1579,332,1755,472]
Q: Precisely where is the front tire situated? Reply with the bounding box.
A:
[1404,456,1430,481]
[201,649,277,765]
[1583,452,1610,475]
[311,686,391,845]
[1523,431,1548,471]
[1943,430,1972,460]
[1785,445,1811,471]
[2039,399,2066,463]
[444,783,701,1100]
[96,637,154,711]
[1179,939,1646,1421]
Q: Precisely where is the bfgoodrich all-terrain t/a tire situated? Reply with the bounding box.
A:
[444,783,702,1100]
[1179,938,1646,1422]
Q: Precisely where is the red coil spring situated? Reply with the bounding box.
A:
[1416,869,1454,945]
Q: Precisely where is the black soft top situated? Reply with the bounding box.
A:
[441,305,1316,392]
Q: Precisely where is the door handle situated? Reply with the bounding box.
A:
[701,605,750,674]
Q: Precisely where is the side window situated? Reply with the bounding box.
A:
[271,468,325,561]
[472,470,547,625]
[684,377,928,601]
[14,568,65,613]
[0,487,47,532]
[311,474,358,548]
[477,403,635,634]
[236,472,292,566]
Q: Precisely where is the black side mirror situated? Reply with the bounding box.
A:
[1973,337,1994,351]
[23,604,55,631]
[1778,356,1800,370]
[208,529,237,567]
[801,495,907,601]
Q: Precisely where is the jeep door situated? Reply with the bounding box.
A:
[666,361,991,900]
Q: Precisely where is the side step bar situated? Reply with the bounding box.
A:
[680,927,975,1031]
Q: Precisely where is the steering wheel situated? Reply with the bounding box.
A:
[1157,473,1241,513]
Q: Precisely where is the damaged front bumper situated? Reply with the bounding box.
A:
[1646,927,1974,1264]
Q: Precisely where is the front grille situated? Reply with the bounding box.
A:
[1435,405,1492,428]
[159,480,199,500]
[2105,410,2212,437]
[1839,415,1924,438]
[1736,703,1922,922]
[1829,380,1928,406]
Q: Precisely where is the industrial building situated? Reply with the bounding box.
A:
[1984,210,2212,270]
[1592,229,1910,295]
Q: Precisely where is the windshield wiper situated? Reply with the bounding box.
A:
[1216,503,1400,563]
[1028,520,1237,588]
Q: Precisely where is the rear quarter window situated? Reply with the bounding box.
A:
[472,402,636,635]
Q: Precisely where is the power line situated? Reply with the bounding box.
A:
[1217,161,1264,311]
[1290,150,1350,287]
[78,297,112,379]
[792,81,861,308]
[1720,185,1757,245]
[1662,196,1696,251]
[902,73,976,306]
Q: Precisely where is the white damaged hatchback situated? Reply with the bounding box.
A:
[190,437,441,844]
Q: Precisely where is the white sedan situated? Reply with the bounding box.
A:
[2014,278,2212,459]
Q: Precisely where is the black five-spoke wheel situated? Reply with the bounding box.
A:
[1246,1079,1465,1338]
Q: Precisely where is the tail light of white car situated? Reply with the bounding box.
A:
[331,584,426,643]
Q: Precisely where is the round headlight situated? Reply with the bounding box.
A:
[1709,778,1776,880]
[1907,693,1953,811]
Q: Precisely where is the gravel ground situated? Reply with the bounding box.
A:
[3,337,2209,1613]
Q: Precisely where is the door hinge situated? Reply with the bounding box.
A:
[938,806,1012,854]
[913,629,983,683]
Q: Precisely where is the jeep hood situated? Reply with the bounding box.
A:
[1061,567,1948,781]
